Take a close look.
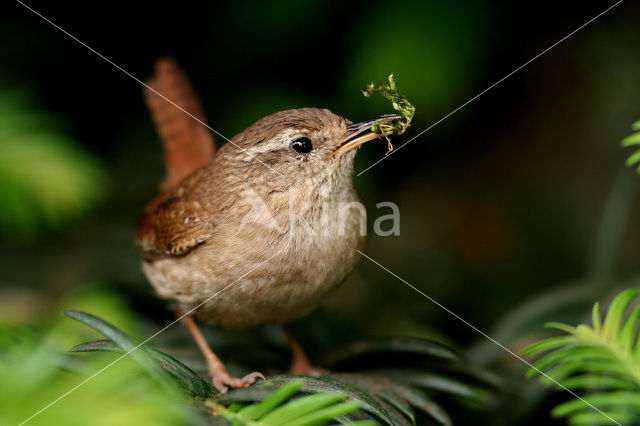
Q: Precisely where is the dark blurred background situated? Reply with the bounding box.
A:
[2,1,639,424]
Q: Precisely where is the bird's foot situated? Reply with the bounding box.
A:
[288,351,328,376]
[211,367,264,393]
[175,309,264,393]
[282,326,328,376]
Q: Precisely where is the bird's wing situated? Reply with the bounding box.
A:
[143,57,216,190]
[135,185,214,259]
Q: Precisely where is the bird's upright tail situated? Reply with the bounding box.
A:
[143,57,215,190]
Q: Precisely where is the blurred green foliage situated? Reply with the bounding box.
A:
[66,305,496,425]
[0,295,197,426]
[0,88,106,242]
[2,1,640,425]
[622,119,640,174]
[522,289,640,425]
[214,380,372,426]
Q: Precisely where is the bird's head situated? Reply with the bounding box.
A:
[215,108,399,195]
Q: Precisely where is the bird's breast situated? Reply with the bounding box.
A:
[143,187,366,328]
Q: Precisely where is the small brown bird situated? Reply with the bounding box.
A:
[136,58,399,392]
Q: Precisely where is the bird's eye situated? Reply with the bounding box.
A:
[290,137,313,154]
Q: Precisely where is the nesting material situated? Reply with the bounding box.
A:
[363,74,415,154]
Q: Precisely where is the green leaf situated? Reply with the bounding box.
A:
[525,346,580,379]
[382,369,479,400]
[70,339,213,397]
[220,385,284,405]
[336,410,379,424]
[266,375,400,425]
[64,310,177,392]
[260,393,345,425]
[568,411,634,425]
[551,391,640,418]
[622,119,640,174]
[602,289,638,341]
[239,380,303,420]
[592,302,602,333]
[541,359,630,385]
[387,383,452,426]
[519,336,577,357]
[620,304,640,351]
[621,132,640,147]
[329,373,415,424]
[280,401,363,426]
[559,375,638,390]
[545,322,577,334]
[216,380,370,426]
[523,289,640,424]
[625,150,640,167]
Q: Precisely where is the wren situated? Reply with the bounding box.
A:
[136,58,399,392]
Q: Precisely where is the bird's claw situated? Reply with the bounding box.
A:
[212,370,265,393]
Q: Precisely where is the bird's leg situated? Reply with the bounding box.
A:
[282,326,327,376]
[176,309,264,393]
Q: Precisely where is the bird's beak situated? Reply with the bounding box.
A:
[330,114,402,158]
